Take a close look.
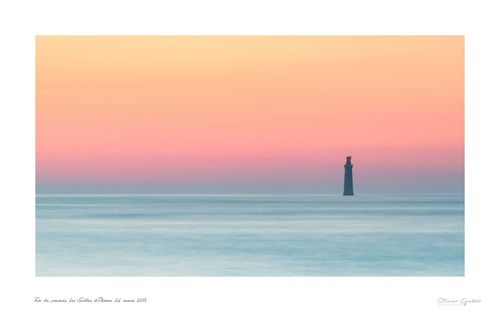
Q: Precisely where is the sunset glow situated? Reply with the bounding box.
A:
[36,36,464,193]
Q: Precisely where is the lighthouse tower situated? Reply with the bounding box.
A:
[343,156,354,196]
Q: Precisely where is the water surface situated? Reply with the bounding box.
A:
[36,194,464,276]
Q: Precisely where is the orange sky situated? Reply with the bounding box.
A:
[36,36,463,193]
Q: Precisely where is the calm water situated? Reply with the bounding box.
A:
[36,194,464,276]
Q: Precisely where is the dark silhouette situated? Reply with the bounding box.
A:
[343,156,354,196]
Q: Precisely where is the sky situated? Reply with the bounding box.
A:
[36,36,463,194]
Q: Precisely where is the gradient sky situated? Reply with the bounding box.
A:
[36,36,463,194]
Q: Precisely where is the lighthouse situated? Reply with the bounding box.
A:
[343,156,354,196]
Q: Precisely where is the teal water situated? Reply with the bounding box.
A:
[36,194,464,276]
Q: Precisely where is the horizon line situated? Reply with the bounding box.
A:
[36,193,465,197]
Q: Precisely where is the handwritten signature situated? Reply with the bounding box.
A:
[437,297,481,306]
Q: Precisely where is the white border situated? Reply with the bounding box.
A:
[1,1,499,311]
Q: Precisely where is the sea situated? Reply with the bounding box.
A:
[36,194,464,276]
